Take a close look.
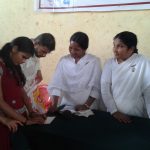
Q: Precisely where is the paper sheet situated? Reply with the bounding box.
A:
[44,116,55,124]
[75,109,94,117]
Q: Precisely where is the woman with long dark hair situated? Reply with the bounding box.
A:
[0,36,44,150]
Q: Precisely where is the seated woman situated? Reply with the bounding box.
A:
[101,31,150,123]
[48,31,104,112]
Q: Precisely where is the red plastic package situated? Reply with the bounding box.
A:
[32,84,52,113]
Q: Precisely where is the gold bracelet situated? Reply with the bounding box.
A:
[84,103,90,109]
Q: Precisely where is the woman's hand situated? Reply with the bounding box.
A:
[29,111,46,119]
[112,111,132,124]
[75,104,89,111]
[26,116,45,125]
[3,118,23,132]
[75,97,94,111]
[48,105,57,113]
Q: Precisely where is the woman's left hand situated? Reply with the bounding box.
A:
[75,104,89,111]
[112,111,132,124]
[30,112,46,119]
[29,112,46,124]
[4,118,23,132]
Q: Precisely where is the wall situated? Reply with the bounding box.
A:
[0,0,150,83]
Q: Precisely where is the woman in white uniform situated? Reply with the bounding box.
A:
[48,31,104,112]
[101,31,150,123]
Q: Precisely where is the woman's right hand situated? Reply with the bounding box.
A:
[26,116,45,125]
[47,104,57,113]
[112,111,132,124]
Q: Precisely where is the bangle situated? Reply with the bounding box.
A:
[84,103,90,109]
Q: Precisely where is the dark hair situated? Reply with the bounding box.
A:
[114,31,138,53]
[34,33,55,52]
[0,36,35,86]
[70,32,89,50]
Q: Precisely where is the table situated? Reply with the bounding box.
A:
[21,110,150,150]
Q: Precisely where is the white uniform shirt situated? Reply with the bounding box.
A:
[48,54,105,111]
[101,53,150,118]
[21,55,40,95]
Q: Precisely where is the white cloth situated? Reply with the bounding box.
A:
[21,55,40,94]
[101,53,150,118]
[48,54,104,110]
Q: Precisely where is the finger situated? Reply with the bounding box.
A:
[122,118,131,124]
[11,125,18,133]
[126,118,132,123]
[30,118,45,124]
[12,126,17,133]
[42,114,47,119]
[123,116,131,122]
[33,116,45,121]
[118,118,123,123]
[7,125,11,131]
[122,119,129,124]
[17,121,24,126]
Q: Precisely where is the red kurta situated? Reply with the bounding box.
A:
[0,61,26,150]
[0,62,25,111]
[0,124,11,150]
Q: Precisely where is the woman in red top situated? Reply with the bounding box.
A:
[0,37,45,150]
